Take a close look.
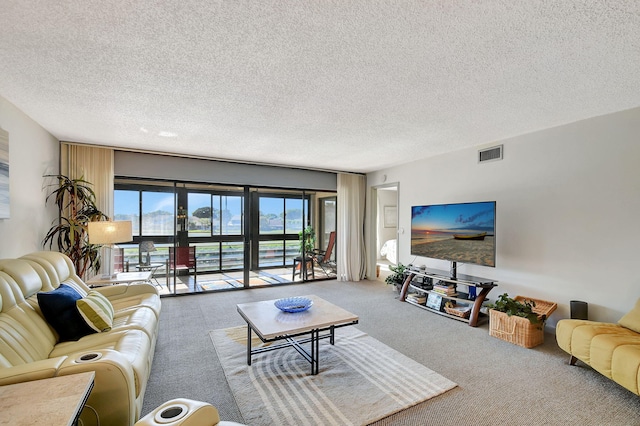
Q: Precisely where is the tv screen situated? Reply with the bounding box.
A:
[411,201,496,267]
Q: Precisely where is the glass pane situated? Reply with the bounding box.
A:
[221,195,243,235]
[188,193,211,237]
[221,242,243,269]
[197,242,220,272]
[284,198,304,234]
[114,190,140,237]
[323,199,336,232]
[259,197,283,234]
[321,198,337,257]
[259,241,284,267]
[285,240,300,265]
[211,195,220,235]
[142,191,175,236]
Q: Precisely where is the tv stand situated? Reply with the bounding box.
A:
[399,266,497,327]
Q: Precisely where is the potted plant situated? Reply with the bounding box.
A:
[298,226,316,256]
[43,174,108,278]
[385,262,407,291]
[486,293,557,348]
[486,293,542,324]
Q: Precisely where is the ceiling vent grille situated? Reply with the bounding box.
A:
[478,145,503,163]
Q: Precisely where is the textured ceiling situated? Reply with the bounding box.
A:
[1,1,639,173]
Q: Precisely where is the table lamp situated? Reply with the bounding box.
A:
[88,220,133,278]
[139,241,156,265]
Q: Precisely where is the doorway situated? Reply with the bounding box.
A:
[372,184,399,279]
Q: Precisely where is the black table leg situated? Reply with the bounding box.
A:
[247,325,252,366]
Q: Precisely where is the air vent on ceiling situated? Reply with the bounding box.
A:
[478,145,503,163]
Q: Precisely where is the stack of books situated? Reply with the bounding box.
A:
[432,283,456,296]
[406,293,427,305]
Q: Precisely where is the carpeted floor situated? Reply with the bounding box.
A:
[142,279,640,425]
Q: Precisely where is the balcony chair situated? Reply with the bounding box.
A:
[167,246,197,291]
[312,231,336,276]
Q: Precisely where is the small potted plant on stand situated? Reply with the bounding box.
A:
[385,263,407,292]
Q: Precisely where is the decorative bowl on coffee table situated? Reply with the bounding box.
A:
[274,297,313,313]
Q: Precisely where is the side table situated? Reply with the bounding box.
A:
[0,371,95,425]
[136,263,163,287]
[86,271,152,288]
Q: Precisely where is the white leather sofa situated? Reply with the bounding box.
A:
[136,398,245,426]
[0,251,161,426]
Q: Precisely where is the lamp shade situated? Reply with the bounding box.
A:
[88,221,133,245]
[139,240,156,253]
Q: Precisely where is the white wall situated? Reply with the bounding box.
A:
[367,107,640,325]
[0,95,59,258]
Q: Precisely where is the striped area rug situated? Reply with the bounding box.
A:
[210,326,457,425]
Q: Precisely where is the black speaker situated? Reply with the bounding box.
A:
[570,300,588,320]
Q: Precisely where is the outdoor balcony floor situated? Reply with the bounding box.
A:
[154,265,335,295]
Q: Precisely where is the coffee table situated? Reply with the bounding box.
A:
[237,295,359,375]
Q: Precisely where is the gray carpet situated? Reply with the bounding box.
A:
[142,279,640,425]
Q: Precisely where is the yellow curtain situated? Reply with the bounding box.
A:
[60,143,114,277]
[60,143,114,217]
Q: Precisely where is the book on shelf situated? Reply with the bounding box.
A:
[432,288,457,296]
[407,294,427,304]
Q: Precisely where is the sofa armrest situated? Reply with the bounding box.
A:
[93,282,158,299]
[0,356,67,385]
[58,349,138,426]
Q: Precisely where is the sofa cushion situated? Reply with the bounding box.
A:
[61,278,88,298]
[77,291,114,332]
[37,284,96,342]
[618,298,640,333]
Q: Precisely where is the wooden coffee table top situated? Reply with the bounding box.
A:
[237,295,359,340]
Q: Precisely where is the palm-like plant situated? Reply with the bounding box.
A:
[43,175,108,278]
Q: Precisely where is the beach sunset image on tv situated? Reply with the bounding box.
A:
[411,201,496,267]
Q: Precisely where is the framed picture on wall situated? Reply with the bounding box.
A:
[383,205,397,228]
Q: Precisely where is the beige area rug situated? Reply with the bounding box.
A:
[210,326,457,426]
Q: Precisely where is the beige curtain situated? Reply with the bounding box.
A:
[61,143,114,217]
[336,173,367,281]
[61,143,115,276]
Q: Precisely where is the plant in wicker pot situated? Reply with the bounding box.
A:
[486,293,557,348]
[487,293,543,325]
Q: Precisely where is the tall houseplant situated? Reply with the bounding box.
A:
[43,175,108,278]
[298,226,316,256]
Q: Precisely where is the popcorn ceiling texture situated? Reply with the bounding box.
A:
[0,1,639,173]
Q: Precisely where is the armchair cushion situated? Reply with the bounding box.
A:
[618,299,640,333]
[37,284,95,342]
[77,291,115,332]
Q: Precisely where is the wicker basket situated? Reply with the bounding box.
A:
[444,305,471,319]
[489,296,557,348]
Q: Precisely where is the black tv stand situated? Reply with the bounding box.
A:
[450,261,457,280]
[399,266,498,327]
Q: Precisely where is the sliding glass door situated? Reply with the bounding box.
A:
[115,178,335,293]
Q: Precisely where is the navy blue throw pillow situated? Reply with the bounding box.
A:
[37,284,96,342]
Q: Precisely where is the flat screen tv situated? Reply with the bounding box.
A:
[411,201,496,269]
